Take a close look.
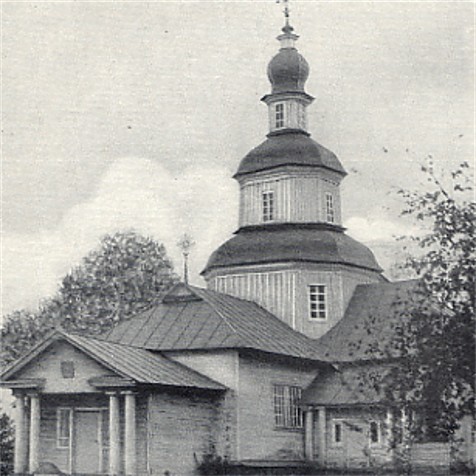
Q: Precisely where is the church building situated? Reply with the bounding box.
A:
[1,10,473,476]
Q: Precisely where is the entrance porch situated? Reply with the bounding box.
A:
[12,390,138,475]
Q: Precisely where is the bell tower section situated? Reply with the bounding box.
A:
[202,19,384,339]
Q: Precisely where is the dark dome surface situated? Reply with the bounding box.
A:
[202,226,383,275]
[268,48,309,94]
[235,131,346,177]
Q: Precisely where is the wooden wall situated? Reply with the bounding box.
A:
[166,349,239,460]
[237,352,318,461]
[267,99,307,132]
[18,341,115,393]
[209,264,380,339]
[321,407,391,469]
[147,390,221,476]
[38,394,111,474]
[238,168,342,227]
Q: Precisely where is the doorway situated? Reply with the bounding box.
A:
[73,409,108,474]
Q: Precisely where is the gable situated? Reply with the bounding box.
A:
[13,340,117,393]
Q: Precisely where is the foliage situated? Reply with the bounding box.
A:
[367,161,475,442]
[0,410,14,476]
[1,230,178,367]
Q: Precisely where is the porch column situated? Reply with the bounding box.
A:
[124,392,136,476]
[317,406,326,466]
[14,394,28,474]
[108,392,121,476]
[28,394,41,474]
[304,409,314,460]
[386,408,394,460]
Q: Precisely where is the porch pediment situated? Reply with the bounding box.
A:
[0,330,225,394]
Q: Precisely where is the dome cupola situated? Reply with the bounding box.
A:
[267,25,310,94]
[202,6,384,340]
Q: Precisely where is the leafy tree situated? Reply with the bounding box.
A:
[0,410,14,475]
[1,230,178,366]
[363,161,475,444]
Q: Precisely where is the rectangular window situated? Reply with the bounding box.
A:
[262,191,274,222]
[333,421,343,445]
[309,284,327,319]
[370,420,381,445]
[273,385,303,429]
[57,408,72,449]
[61,361,75,379]
[325,193,335,223]
[275,103,285,128]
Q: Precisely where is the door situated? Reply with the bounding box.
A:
[344,419,369,468]
[74,411,101,474]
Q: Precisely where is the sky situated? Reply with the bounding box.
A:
[1,0,474,317]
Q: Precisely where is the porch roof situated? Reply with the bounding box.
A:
[301,363,391,406]
[0,331,226,391]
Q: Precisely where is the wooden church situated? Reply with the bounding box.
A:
[1,9,473,476]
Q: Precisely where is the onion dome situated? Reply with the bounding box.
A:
[234,131,346,178]
[267,24,310,94]
[202,224,383,275]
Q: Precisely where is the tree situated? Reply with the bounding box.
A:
[1,230,178,366]
[0,410,14,475]
[364,161,475,444]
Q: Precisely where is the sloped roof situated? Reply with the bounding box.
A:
[234,131,346,178]
[0,331,225,390]
[102,283,325,361]
[315,280,422,362]
[301,363,391,406]
[202,225,383,275]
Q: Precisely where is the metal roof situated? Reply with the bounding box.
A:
[301,363,390,406]
[102,283,325,361]
[234,131,346,178]
[315,280,421,362]
[202,225,383,276]
[1,331,225,391]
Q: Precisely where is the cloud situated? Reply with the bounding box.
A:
[2,157,238,315]
[344,216,418,243]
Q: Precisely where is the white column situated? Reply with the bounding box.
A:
[386,408,394,460]
[28,394,41,474]
[124,392,136,476]
[14,394,28,474]
[304,409,314,460]
[317,406,327,466]
[108,393,121,476]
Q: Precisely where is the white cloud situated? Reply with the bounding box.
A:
[344,216,418,243]
[1,157,238,316]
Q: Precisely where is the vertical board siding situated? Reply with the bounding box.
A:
[214,271,297,329]
[239,174,341,227]
[211,267,380,339]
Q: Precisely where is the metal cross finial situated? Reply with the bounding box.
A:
[277,0,291,25]
[177,233,195,285]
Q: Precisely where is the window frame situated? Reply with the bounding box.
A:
[369,420,382,446]
[275,102,285,129]
[56,407,73,449]
[262,190,275,222]
[325,192,335,223]
[332,420,343,446]
[308,284,327,320]
[273,384,303,430]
